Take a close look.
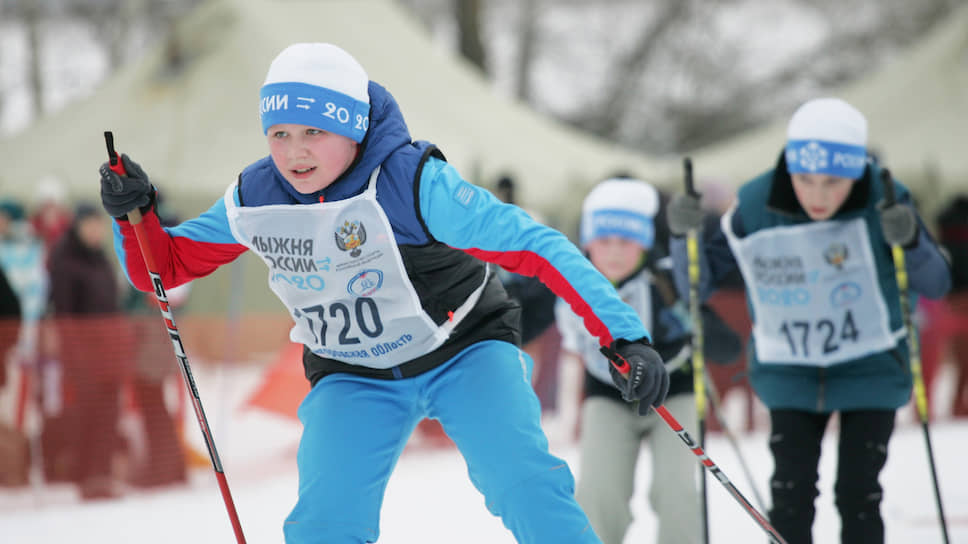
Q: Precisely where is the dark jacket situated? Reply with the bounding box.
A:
[49,225,119,316]
[937,195,968,291]
[49,219,131,378]
[0,265,21,387]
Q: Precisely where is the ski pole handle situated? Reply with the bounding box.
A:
[610,357,630,376]
[880,168,896,206]
[104,131,144,224]
[684,156,697,197]
[104,131,125,176]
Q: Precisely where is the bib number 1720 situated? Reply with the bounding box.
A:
[297,298,384,346]
[779,310,859,358]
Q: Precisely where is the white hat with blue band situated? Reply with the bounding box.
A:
[260,43,370,143]
[581,178,659,250]
[785,97,868,180]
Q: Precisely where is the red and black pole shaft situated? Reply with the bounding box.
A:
[880,168,950,543]
[605,355,787,543]
[104,132,247,544]
[652,405,787,544]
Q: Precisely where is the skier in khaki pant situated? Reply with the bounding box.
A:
[557,177,738,544]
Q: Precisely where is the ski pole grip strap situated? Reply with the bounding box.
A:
[683,156,697,197]
[880,168,895,206]
[104,131,127,177]
[600,344,630,375]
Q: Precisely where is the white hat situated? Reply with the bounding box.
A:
[35,175,67,205]
[785,97,868,179]
[259,43,370,142]
[581,178,659,249]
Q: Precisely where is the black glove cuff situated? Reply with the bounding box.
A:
[612,337,653,349]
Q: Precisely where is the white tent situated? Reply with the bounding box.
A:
[4,0,963,214]
[686,3,968,199]
[0,0,670,218]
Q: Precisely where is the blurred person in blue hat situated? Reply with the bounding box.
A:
[557,176,739,544]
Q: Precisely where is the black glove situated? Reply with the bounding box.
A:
[877,200,918,247]
[667,192,704,237]
[601,339,670,415]
[99,153,154,219]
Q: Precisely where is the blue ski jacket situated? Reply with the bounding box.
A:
[112,81,651,383]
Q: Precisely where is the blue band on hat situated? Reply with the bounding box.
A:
[581,209,655,249]
[785,139,867,180]
[260,82,369,142]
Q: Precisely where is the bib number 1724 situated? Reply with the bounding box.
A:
[778,310,859,358]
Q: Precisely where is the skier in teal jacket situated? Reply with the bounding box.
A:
[666,97,951,544]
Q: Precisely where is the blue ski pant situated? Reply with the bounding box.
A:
[283,340,601,543]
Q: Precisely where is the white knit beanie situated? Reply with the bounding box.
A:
[580,178,659,249]
[259,43,370,142]
[785,97,868,180]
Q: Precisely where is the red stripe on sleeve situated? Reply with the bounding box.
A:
[462,248,614,347]
[118,211,248,291]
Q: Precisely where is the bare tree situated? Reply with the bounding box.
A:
[400,0,958,155]
[512,0,539,101]
[22,0,44,118]
[540,0,961,154]
[586,0,690,138]
[454,0,487,73]
[0,0,202,131]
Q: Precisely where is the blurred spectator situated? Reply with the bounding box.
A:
[0,202,25,389]
[0,199,48,430]
[122,203,188,489]
[123,284,190,488]
[29,176,73,264]
[937,194,968,416]
[48,203,134,500]
[0,263,26,487]
[25,178,71,434]
[494,174,516,205]
[0,264,21,391]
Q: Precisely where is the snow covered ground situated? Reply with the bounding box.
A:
[1,361,966,543]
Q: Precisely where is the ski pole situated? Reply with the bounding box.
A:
[702,372,767,512]
[652,404,787,544]
[609,368,786,542]
[683,156,710,543]
[103,132,247,544]
[880,168,950,544]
